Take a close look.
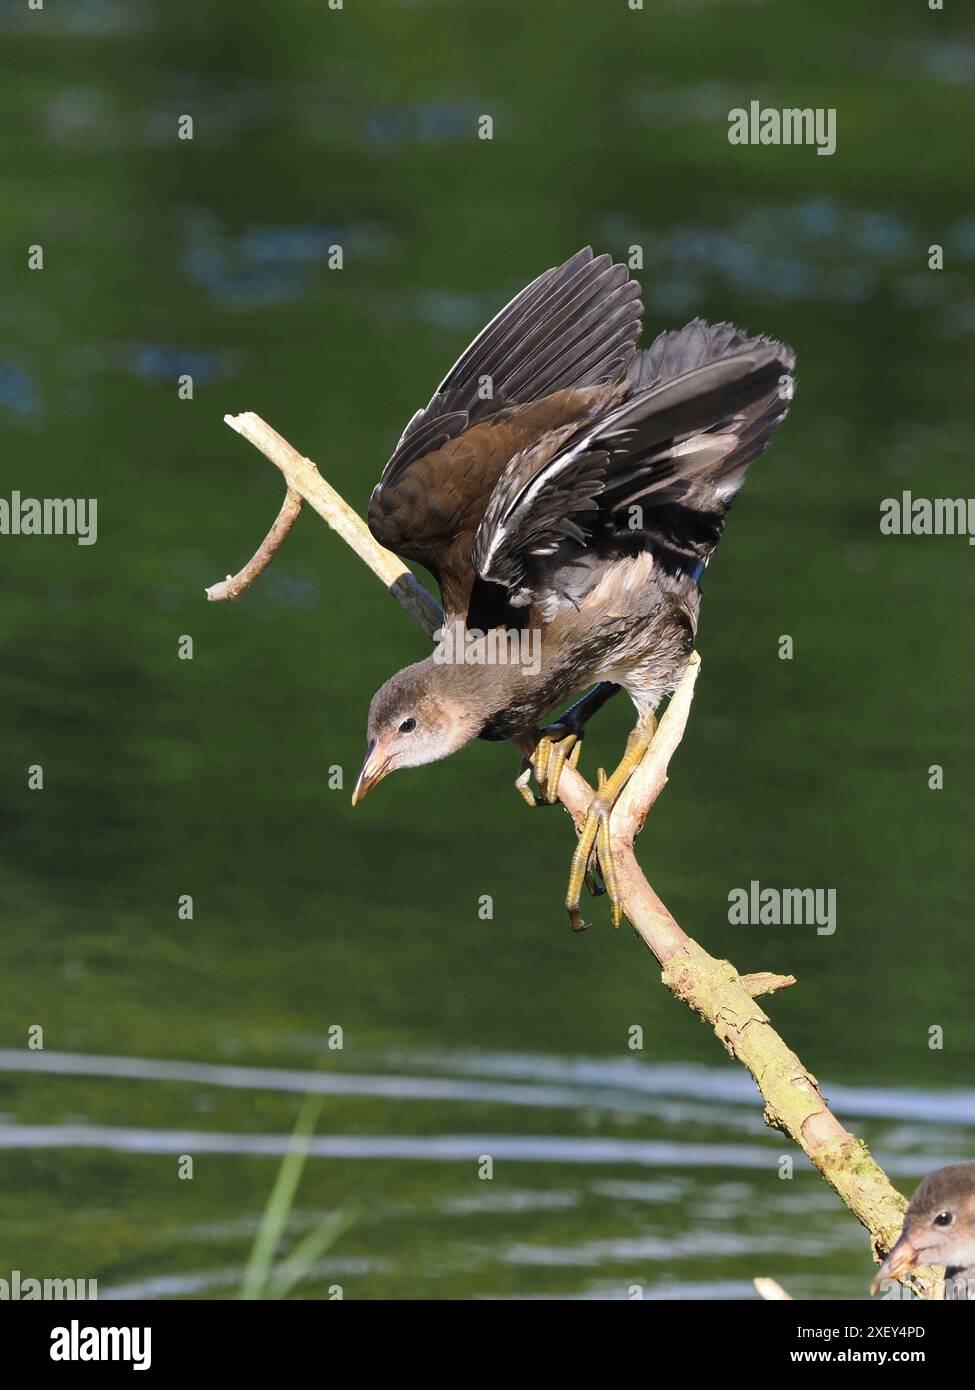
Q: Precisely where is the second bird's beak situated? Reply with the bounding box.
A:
[870,1232,920,1294]
[351,741,391,806]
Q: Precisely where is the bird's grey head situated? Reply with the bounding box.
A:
[871,1162,975,1294]
[352,657,484,805]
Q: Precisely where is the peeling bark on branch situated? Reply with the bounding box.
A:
[211,410,938,1300]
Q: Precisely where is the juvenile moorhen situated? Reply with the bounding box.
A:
[354,247,795,930]
[872,1161,975,1299]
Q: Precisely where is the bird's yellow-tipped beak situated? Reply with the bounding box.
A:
[351,742,391,806]
[871,1233,919,1294]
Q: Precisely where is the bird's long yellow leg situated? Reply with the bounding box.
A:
[565,714,657,933]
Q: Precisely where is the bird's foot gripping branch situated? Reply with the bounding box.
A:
[561,713,658,933]
[208,409,942,1300]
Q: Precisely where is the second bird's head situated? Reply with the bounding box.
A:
[871,1161,975,1293]
[352,657,485,805]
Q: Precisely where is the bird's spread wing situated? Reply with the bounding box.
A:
[367,247,643,614]
[473,319,795,607]
[471,426,612,605]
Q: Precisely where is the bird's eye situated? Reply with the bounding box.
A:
[399,718,416,734]
[934,1210,954,1227]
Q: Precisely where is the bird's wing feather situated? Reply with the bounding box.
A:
[367,247,642,611]
[472,428,611,596]
[378,247,642,486]
[473,320,795,603]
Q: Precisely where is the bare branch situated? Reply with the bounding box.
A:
[215,410,939,1300]
[219,413,442,634]
[206,488,302,601]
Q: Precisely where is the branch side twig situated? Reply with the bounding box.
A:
[206,488,303,601]
[213,410,939,1300]
[214,413,443,634]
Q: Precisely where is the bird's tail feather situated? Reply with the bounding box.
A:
[593,319,795,541]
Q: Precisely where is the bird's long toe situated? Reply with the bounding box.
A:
[565,770,621,931]
[514,758,542,807]
[584,845,607,898]
[539,730,582,804]
[595,791,623,927]
[524,720,585,806]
